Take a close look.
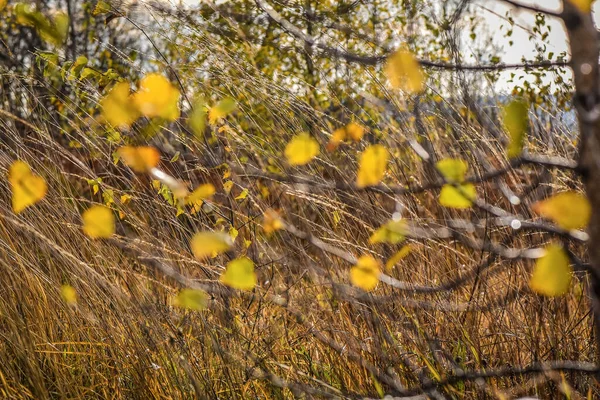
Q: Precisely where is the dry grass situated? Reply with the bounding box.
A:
[0,3,596,399]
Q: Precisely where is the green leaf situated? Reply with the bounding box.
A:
[439,184,476,209]
[503,99,529,158]
[220,257,257,291]
[530,244,571,297]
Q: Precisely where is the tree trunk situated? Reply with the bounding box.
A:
[563,0,600,362]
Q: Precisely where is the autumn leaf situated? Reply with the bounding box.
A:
[532,191,591,230]
[385,48,425,93]
[208,97,237,124]
[570,0,594,13]
[327,128,347,152]
[350,255,381,291]
[220,257,257,290]
[190,231,232,260]
[356,145,388,188]
[132,73,180,121]
[174,289,208,310]
[100,82,140,128]
[285,133,320,166]
[369,220,407,245]
[9,160,48,213]
[60,285,77,305]
[117,146,160,173]
[530,244,572,297]
[82,205,115,239]
[186,184,216,205]
[439,184,476,209]
[189,97,207,137]
[503,99,529,158]
[263,209,283,234]
[436,158,468,183]
[385,245,412,272]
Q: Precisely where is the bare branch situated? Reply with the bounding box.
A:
[254,0,569,70]
[497,0,564,19]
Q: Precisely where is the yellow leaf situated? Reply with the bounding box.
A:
[174,289,208,310]
[263,209,283,234]
[82,205,115,239]
[350,255,381,291]
[439,184,476,209]
[229,226,239,242]
[100,82,140,128]
[120,194,132,205]
[132,73,180,120]
[186,184,215,204]
[570,0,594,13]
[223,180,234,194]
[117,146,160,173]
[385,48,425,93]
[327,128,346,152]
[220,257,257,290]
[284,133,320,166]
[369,220,407,245]
[346,122,366,142]
[60,285,77,305]
[532,191,591,230]
[190,231,232,260]
[208,97,237,124]
[436,158,468,183]
[385,245,412,272]
[9,161,47,213]
[530,244,572,297]
[356,145,389,188]
[0,0,7,11]
[503,99,529,158]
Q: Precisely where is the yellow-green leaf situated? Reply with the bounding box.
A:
[93,1,111,15]
[190,231,232,260]
[220,257,257,290]
[356,145,388,188]
[530,244,572,297]
[132,73,180,121]
[439,184,476,209]
[100,82,140,128]
[350,255,381,292]
[385,48,425,93]
[369,220,407,245]
[9,161,47,214]
[503,99,529,158]
[284,133,319,166]
[189,97,207,137]
[117,146,160,173]
[82,205,115,239]
[436,158,468,183]
[532,191,591,230]
[174,289,208,310]
[208,97,236,124]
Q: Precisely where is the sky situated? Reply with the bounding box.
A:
[174,0,597,91]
